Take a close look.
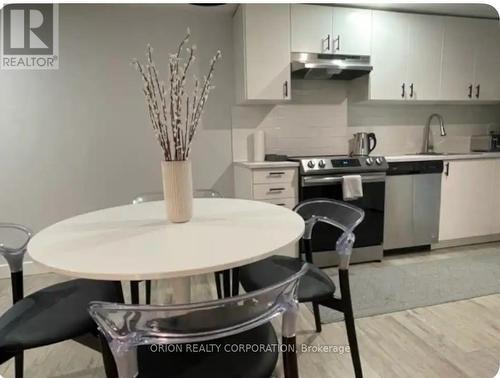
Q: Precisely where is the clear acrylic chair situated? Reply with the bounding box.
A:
[89,262,309,378]
[239,199,365,378]
[130,190,223,304]
[0,223,123,378]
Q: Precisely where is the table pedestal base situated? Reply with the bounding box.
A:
[170,277,191,304]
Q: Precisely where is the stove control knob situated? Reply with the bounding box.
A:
[366,157,373,166]
[375,157,383,165]
[307,160,316,169]
[318,159,326,168]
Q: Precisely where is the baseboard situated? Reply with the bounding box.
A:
[0,261,49,279]
[432,234,500,249]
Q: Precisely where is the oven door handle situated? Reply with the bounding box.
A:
[301,174,386,187]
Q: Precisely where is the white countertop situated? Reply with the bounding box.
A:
[235,153,500,166]
[386,152,500,162]
[234,161,300,169]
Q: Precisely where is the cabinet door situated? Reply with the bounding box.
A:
[473,20,500,101]
[439,160,495,241]
[407,14,444,100]
[440,17,477,100]
[291,4,332,53]
[370,11,409,100]
[244,5,291,101]
[492,160,500,234]
[332,7,371,56]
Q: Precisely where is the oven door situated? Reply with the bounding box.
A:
[300,173,386,252]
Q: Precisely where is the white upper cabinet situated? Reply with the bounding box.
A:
[406,14,444,101]
[331,7,372,56]
[291,4,333,53]
[370,11,409,100]
[233,5,291,103]
[369,11,443,101]
[473,20,500,101]
[440,17,477,100]
[233,5,500,104]
[291,5,372,56]
[441,17,500,101]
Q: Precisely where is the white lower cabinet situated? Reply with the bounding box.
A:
[234,165,298,207]
[491,161,500,234]
[439,159,496,241]
[234,163,299,257]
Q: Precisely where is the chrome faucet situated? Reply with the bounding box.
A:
[423,113,447,153]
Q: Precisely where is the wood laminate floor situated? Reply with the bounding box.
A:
[1,245,500,378]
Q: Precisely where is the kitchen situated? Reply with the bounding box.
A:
[233,3,500,261]
[1,3,500,378]
[231,3,500,375]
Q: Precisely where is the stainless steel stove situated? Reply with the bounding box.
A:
[289,155,388,266]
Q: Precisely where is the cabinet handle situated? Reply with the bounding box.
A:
[326,34,331,51]
[468,84,473,98]
[445,162,450,176]
[268,171,285,176]
[269,187,285,192]
[335,35,340,51]
[475,84,480,99]
[401,83,405,98]
[410,83,414,98]
[275,203,286,206]
[283,81,288,98]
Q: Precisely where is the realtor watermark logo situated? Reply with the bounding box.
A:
[1,4,59,69]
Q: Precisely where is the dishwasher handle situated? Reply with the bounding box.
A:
[387,161,444,176]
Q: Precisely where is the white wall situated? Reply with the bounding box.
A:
[232,81,500,160]
[0,5,234,232]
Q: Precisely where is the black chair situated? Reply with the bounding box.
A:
[0,223,124,378]
[89,262,309,378]
[239,199,365,378]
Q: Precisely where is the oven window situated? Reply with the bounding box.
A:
[300,181,385,251]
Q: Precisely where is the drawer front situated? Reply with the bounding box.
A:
[260,198,297,210]
[253,183,296,200]
[253,168,297,184]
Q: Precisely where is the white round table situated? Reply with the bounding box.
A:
[29,198,304,303]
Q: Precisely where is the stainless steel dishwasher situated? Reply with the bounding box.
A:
[383,160,443,252]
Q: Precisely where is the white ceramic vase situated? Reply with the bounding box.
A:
[161,160,193,223]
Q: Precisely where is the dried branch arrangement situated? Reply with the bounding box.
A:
[133,29,222,161]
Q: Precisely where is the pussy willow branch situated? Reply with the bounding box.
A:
[134,58,171,160]
[186,50,221,157]
[133,29,221,161]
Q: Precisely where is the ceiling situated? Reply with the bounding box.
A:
[351,3,499,19]
[189,3,499,19]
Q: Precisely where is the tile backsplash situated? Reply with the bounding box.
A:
[231,81,500,161]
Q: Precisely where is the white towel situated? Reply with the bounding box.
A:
[342,175,363,201]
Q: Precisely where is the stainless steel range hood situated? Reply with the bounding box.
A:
[291,52,372,80]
